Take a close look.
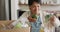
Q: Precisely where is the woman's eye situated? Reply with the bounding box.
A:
[32,5,35,7]
[38,6,39,7]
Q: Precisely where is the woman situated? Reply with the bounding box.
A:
[7,0,43,32]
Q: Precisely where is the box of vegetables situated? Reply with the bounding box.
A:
[0,21,30,32]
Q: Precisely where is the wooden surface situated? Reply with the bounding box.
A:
[0,21,13,28]
[0,21,30,32]
[0,27,30,32]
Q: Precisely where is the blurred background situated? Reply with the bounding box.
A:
[0,0,60,20]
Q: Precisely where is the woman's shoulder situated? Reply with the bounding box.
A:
[21,11,30,17]
[22,11,30,15]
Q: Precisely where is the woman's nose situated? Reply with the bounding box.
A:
[35,7,39,11]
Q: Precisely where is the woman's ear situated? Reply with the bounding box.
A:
[29,6,32,11]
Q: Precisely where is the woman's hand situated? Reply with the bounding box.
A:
[28,16,36,22]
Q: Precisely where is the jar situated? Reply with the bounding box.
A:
[19,0,25,4]
[25,0,28,4]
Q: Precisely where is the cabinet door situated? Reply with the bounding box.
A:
[0,0,6,20]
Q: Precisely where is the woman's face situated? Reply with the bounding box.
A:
[29,2,41,15]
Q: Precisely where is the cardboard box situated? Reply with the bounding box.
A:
[0,21,30,32]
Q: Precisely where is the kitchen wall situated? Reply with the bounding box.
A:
[11,0,19,20]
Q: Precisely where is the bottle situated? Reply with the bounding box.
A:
[40,27,44,32]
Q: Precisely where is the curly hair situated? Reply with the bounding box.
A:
[28,0,41,6]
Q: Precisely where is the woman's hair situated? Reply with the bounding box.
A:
[28,0,41,6]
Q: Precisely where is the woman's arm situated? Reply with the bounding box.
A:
[7,12,29,29]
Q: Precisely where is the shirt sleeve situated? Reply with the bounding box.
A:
[54,16,60,27]
[40,11,44,27]
[11,11,30,26]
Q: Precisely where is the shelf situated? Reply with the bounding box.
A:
[19,4,60,6]
[18,3,28,6]
[41,4,60,6]
[19,4,28,6]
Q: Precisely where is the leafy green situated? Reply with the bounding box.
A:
[31,14,37,19]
